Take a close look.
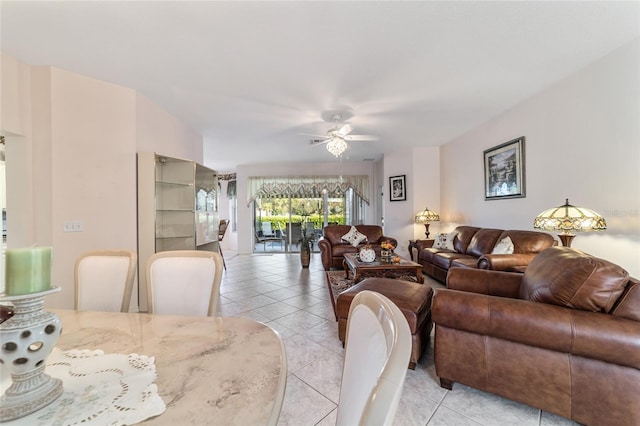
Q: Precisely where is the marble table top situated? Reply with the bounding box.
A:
[52,310,287,425]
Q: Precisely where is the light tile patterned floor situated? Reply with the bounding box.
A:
[217,253,577,426]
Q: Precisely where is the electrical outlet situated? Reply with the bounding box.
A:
[63,221,84,232]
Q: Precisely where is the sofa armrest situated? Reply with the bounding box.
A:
[318,238,333,270]
[415,239,434,250]
[318,237,332,250]
[379,236,398,248]
[446,268,523,298]
[433,289,640,370]
[477,253,537,270]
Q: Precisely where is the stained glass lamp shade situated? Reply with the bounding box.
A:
[414,207,440,239]
[533,199,606,247]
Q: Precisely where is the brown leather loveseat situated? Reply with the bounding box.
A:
[415,225,556,282]
[432,247,640,426]
[318,225,398,270]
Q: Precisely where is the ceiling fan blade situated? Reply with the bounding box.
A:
[337,124,352,137]
[309,138,331,146]
[300,133,330,138]
[344,135,380,141]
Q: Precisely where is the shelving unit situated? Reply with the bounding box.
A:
[137,152,218,311]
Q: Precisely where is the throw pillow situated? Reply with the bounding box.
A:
[433,231,457,250]
[341,226,367,247]
[491,236,514,254]
[445,231,457,250]
[433,233,447,249]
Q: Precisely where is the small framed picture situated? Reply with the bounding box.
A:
[483,136,526,200]
[389,175,406,202]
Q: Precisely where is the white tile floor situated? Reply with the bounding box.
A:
[217,252,578,426]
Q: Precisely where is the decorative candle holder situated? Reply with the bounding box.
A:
[0,287,63,421]
[381,249,395,260]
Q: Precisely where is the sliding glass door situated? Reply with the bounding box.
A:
[249,176,369,253]
[254,192,359,253]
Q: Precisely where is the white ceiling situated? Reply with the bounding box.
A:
[1,1,639,171]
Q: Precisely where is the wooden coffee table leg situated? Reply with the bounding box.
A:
[416,268,425,284]
[342,259,350,279]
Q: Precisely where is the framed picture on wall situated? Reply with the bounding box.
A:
[389,175,406,201]
[483,137,526,200]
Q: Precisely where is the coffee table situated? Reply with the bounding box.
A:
[342,253,425,284]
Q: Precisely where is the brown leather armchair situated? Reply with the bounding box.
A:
[318,225,398,270]
[432,247,640,426]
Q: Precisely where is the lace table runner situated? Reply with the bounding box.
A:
[1,348,166,425]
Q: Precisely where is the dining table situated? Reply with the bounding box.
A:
[6,309,287,425]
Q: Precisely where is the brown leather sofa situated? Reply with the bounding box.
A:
[318,225,398,270]
[432,247,640,426]
[415,226,556,282]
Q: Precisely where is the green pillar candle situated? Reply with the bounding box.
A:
[5,247,53,295]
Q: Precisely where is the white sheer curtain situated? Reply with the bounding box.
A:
[247,176,369,206]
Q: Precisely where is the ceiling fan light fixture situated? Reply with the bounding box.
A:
[326,138,348,157]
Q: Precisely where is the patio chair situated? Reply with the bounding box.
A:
[262,222,274,237]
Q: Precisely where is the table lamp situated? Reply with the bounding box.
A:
[533,198,606,247]
[415,207,440,239]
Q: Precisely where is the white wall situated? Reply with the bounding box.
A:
[1,54,203,309]
[412,146,441,239]
[235,161,379,254]
[47,68,138,308]
[136,94,203,163]
[440,38,640,277]
[383,147,440,257]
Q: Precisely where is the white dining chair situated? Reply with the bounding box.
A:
[74,249,137,312]
[146,250,223,316]
[336,290,412,426]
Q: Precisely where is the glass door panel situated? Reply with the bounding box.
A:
[252,192,350,253]
[254,197,288,253]
[290,197,322,253]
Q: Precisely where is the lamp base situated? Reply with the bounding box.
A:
[558,234,575,247]
[423,223,431,239]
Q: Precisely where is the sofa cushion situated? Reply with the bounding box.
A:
[450,257,480,269]
[419,247,447,263]
[466,228,503,257]
[611,281,640,321]
[492,236,515,254]
[341,226,367,247]
[332,244,361,258]
[498,230,556,254]
[520,247,630,313]
[452,226,481,254]
[433,252,475,270]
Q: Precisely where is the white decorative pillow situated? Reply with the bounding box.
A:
[433,231,457,251]
[341,226,367,247]
[492,236,515,254]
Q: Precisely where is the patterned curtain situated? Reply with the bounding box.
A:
[226,180,237,199]
[247,176,369,205]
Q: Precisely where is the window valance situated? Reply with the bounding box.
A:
[247,176,369,205]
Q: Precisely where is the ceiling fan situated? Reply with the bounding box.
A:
[304,113,379,157]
